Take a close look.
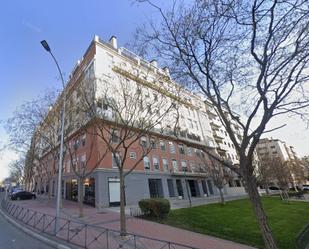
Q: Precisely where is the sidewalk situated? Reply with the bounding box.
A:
[10,196,255,249]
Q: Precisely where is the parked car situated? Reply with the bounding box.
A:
[0,187,5,192]
[9,188,22,197]
[10,191,36,200]
[302,185,309,190]
[268,186,282,190]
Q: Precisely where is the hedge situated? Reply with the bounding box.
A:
[139,198,171,219]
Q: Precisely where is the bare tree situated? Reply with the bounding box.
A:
[9,157,25,187]
[197,151,233,205]
[290,158,306,187]
[256,157,273,196]
[81,72,177,235]
[66,127,109,217]
[134,1,309,248]
[269,158,293,202]
[5,89,60,194]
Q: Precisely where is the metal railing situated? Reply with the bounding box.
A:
[1,199,198,249]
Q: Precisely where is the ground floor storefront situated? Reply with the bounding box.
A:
[35,169,246,209]
[63,169,218,208]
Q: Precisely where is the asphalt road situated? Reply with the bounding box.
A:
[0,193,53,249]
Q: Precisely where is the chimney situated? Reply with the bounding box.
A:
[93,35,99,42]
[163,67,170,75]
[150,59,158,68]
[109,36,118,49]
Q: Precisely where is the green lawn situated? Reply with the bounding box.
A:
[161,198,309,249]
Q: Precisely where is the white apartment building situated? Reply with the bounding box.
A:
[32,35,246,208]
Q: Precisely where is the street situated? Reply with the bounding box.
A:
[0,194,52,249]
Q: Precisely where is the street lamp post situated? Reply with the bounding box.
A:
[184,169,192,207]
[40,40,66,234]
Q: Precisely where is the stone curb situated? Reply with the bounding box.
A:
[0,205,72,249]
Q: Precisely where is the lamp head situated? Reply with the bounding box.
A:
[40,40,51,52]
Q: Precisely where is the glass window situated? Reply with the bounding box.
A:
[187,147,192,156]
[153,157,160,170]
[169,142,175,154]
[181,160,187,172]
[140,137,147,147]
[189,161,195,172]
[167,179,175,197]
[172,159,178,172]
[112,153,121,168]
[111,129,119,143]
[148,179,164,198]
[143,156,150,170]
[130,152,136,159]
[80,154,86,167]
[150,139,156,149]
[162,158,169,171]
[160,141,166,151]
[179,144,185,155]
[81,134,86,146]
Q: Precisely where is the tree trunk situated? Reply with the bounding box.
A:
[245,174,278,249]
[218,188,225,205]
[119,172,126,236]
[48,179,52,200]
[265,183,270,196]
[78,178,84,217]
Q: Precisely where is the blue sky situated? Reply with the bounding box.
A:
[0,1,308,180]
[0,0,160,179]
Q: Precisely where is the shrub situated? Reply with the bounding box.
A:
[139,198,170,219]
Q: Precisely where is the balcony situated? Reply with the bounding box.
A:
[213,131,224,141]
[210,120,221,129]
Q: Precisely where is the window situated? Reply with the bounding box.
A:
[194,121,199,130]
[270,145,275,149]
[153,157,160,170]
[202,180,208,196]
[187,147,192,156]
[179,144,185,155]
[140,137,147,147]
[150,139,156,149]
[235,180,241,187]
[162,158,169,171]
[147,104,152,114]
[111,129,119,143]
[195,149,201,158]
[112,153,121,168]
[160,141,166,151]
[172,159,178,172]
[181,160,187,172]
[176,179,183,197]
[272,151,277,154]
[80,154,86,168]
[143,156,150,170]
[66,161,70,173]
[73,139,80,150]
[169,142,175,154]
[80,134,86,147]
[148,179,164,198]
[130,152,136,159]
[167,179,175,197]
[189,161,195,172]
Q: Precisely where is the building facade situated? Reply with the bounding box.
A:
[256,138,306,187]
[31,35,245,208]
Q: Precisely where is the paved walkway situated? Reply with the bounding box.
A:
[7,196,255,249]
